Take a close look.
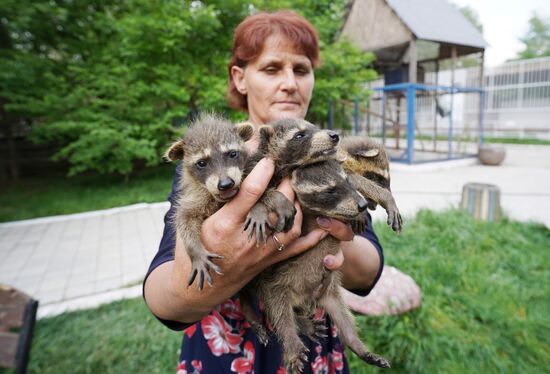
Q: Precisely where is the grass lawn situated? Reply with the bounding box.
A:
[15,210,550,373]
[0,165,175,222]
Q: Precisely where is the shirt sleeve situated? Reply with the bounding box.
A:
[143,163,193,331]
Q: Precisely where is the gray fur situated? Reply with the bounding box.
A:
[339,137,403,232]
[241,119,390,372]
[165,114,253,290]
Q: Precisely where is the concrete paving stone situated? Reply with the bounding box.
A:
[20,264,48,278]
[122,273,142,287]
[95,276,123,293]
[38,289,65,305]
[95,266,121,281]
[64,281,94,299]
[17,224,47,245]
[69,274,95,287]
[0,272,18,285]
[38,277,68,292]
[12,275,43,296]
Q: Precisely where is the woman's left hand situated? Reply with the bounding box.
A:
[316,216,354,270]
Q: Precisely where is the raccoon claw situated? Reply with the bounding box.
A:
[285,349,308,374]
[272,204,296,233]
[244,204,272,246]
[363,352,391,369]
[250,322,269,346]
[187,252,223,290]
[387,209,403,233]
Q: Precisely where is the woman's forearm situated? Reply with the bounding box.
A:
[339,235,381,290]
[144,236,258,324]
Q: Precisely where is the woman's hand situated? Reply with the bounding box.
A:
[316,216,354,271]
[199,158,329,282]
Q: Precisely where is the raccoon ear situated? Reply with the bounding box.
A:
[164,140,185,161]
[259,125,274,143]
[235,123,254,142]
[355,149,379,158]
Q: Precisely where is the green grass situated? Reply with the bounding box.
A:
[15,210,550,373]
[349,209,550,373]
[0,165,175,222]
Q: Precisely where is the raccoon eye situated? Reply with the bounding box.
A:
[293,132,306,140]
[228,150,239,159]
[196,160,207,169]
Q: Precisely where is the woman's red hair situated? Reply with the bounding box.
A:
[227,10,320,111]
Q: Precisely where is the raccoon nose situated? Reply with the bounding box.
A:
[328,131,339,143]
[218,178,235,191]
[358,198,368,212]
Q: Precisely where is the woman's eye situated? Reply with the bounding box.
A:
[293,132,305,140]
[228,150,239,159]
[295,68,309,75]
[264,66,277,74]
[196,160,207,169]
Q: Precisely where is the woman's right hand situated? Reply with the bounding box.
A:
[199,157,329,280]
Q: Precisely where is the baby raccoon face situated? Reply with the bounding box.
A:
[259,118,340,168]
[165,115,254,202]
[185,141,247,202]
[291,160,368,221]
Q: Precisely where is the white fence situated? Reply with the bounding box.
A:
[365,56,550,140]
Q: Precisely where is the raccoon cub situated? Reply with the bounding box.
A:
[242,118,341,245]
[339,137,403,233]
[241,118,390,372]
[164,114,254,290]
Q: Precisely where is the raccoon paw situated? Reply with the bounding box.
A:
[272,201,297,233]
[350,213,369,234]
[243,204,272,246]
[187,252,223,290]
[359,351,391,369]
[249,321,269,346]
[387,209,403,233]
[284,348,309,374]
[301,319,328,343]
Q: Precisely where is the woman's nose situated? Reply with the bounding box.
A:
[280,69,298,92]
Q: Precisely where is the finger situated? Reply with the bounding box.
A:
[323,249,344,270]
[224,158,274,220]
[316,217,355,241]
[276,177,295,202]
[277,228,328,260]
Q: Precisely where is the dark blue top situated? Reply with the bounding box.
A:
[144,164,384,374]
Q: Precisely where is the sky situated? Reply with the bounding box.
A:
[451,0,550,66]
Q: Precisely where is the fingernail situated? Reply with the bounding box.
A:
[317,217,331,229]
[261,157,274,167]
[324,257,334,267]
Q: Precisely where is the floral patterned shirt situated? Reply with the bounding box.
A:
[144,164,384,374]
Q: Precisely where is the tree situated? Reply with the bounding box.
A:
[516,12,550,60]
[458,5,483,33]
[2,0,376,178]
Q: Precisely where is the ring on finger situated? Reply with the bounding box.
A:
[272,234,285,252]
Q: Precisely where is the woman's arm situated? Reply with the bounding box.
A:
[144,158,329,325]
[317,217,383,291]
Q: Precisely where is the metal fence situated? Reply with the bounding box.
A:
[360,56,550,141]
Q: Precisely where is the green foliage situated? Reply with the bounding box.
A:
[349,209,550,373]
[516,12,550,60]
[24,210,550,373]
[1,0,375,177]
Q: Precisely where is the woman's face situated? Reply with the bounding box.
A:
[231,35,315,126]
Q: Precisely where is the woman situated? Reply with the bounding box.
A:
[144,10,384,373]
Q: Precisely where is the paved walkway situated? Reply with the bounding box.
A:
[1,144,549,318]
